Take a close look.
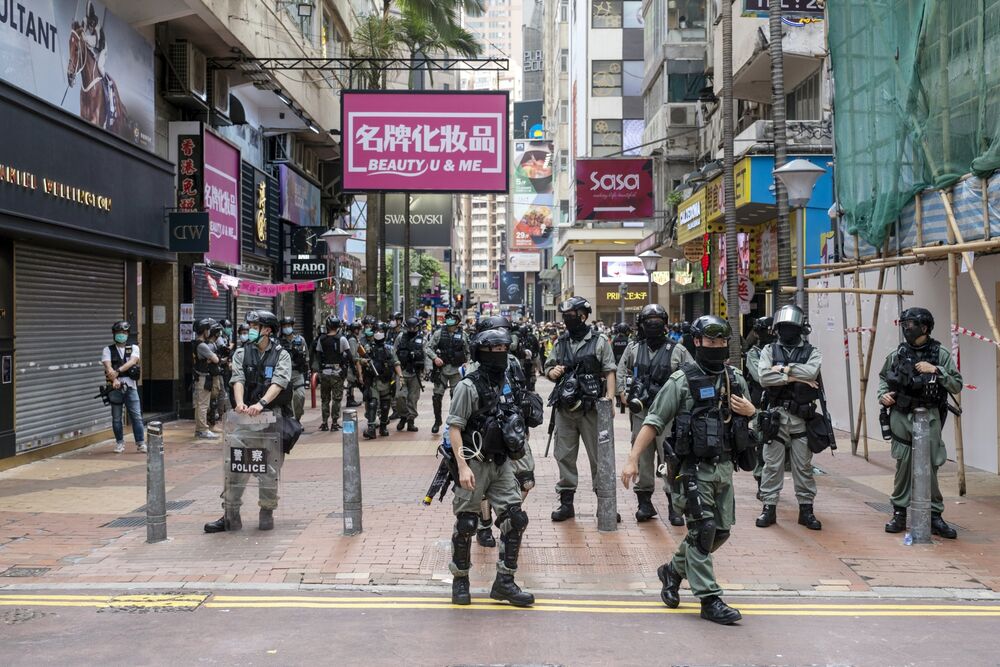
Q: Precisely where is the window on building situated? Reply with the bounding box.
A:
[560,0,569,22]
[623,1,643,28]
[667,71,705,103]
[559,100,569,124]
[644,71,664,121]
[592,0,623,28]
[623,119,644,155]
[787,71,821,121]
[623,60,643,97]
[560,200,570,224]
[668,0,707,41]
[592,60,622,97]
[592,119,623,156]
[559,149,569,173]
[560,49,569,73]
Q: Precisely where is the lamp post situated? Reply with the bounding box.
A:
[407,271,422,317]
[772,159,825,309]
[321,227,351,317]
[618,282,627,324]
[638,249,662,306]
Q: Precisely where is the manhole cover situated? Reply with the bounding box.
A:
[101,517,148,528]
[1,567,50,577]
[131,500,195,513]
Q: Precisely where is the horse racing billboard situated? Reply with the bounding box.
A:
[0,0,155,150]
[341,90,509,193]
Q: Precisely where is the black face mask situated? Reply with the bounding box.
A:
[478,350,508,378]
[696,345,729,373]
[777,325,801,346]
[642,320,667,343]
[902,323,926,346]
[757,331,775,346]
[562,313,588,339]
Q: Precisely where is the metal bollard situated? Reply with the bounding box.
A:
[910,407,932,544]
[595,398,618,532]
[342,409,363,535]
[145,421,167,543]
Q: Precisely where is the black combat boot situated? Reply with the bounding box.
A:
[319,422,329,431]
[798,504,822,530]
[656,563,682,608]
[551,490,575,522]
[407,419,419,432]
[204,512,241,533]
[346,395,360,408]
[388,410,401,421]
[477,525,496,547]
[635,491,658,522]
[700,596,742,625]
[259,508,274,531]
[378,424,390,437]
[755,503,777,528]
[363,424,377,440]
[330,421,341,432]
[490,573,535,607]
[396,417,407,431]
[665,492,685,526]
[931,513,957,539]
[451,576,471,605]
[885,506,906,533]
[431,395,443,434]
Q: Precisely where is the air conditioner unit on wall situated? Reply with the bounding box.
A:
[667,103,696,127]
[208,70,230,121]
[164,40,208,109]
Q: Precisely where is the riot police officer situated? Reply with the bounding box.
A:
[425,310,470,434]
[279,316,309,422]
[518,324,541,391]
[315,316,354,432]
[394,317,426,432]
[745,316,774,496]
[543,297,617,522]
[204,310,292,533]
[755,305,823,531]
[447,327,534,608]
[611,322,632,364]
[878,307,962,538]
[616,304,692,525]
[193,318,221,440]
[345,322,363,407]
[362,324,402,440]
[622,315,756,625]
[680,321,696,358]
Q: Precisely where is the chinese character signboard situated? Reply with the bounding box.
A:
[383,194,453,247]
[203,132,240,266]
[511,139,554,251]
[342,91,509,193]
[177,134,203,213]
[278,164,321,226]
[575,158,654,221]
[0,0,155,150]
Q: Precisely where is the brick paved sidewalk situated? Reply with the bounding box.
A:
[1,378,999,596]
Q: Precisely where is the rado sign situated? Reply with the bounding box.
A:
[289,258,326,280]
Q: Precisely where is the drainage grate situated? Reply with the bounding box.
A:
[101,517,148,528]
[131,500,194,513]
[866,501,893,514]
[0,567,50,578]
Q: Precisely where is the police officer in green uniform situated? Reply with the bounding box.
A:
[755,305,823,531]
[426,311,470,434]
[393,317,426,432]
[617,304,692,525]
[279,316,309,423]
[611,322,632,364]
[543,297,617,521]
[344,322,363,407]
[622,315,756,625]
[204,310,292,533]
[362,324,402,439]
[315,316,355,432]
[878,307,961,538]
[744,316,774,496]
[448,328,534,607]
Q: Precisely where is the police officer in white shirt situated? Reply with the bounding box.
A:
[101,321,146,454]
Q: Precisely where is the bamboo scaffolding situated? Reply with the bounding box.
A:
[780,286,913,295]
[804,256,923,281]
[855,245,891,464]
[853,237,869,460]
[946,211,967,496]
[911,238,1000,257]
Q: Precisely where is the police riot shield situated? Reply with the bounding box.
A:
[223,410,281,526]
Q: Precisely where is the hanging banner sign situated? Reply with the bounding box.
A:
[202,132,240,266]
[278,164,320,226]
[341,90,509,193]
[574,158,654,221]
[288,258,327,280]
[168,212,210,252]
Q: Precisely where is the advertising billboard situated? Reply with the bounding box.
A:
[507,252,541,272]
[278,165,321,226]
[598,256,647,284]
[575,158,654,221]
[513,100,544,139]
[0,0,155,150]
[383,194,454,247]
[203,132,240,266]
[342,90,509,193]
[499,266,525,306]
[511,139,554,251]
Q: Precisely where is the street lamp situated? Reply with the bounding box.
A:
[772,159,826,308]
[638,249,662,306]
[407,271,422,316]
[321,227,351,317]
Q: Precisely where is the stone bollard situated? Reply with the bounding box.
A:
[909,407,932,544]
[145,421,167,543]
[595,398,618,532]
[342,409,363,535]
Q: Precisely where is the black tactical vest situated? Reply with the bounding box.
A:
[462,370,508,462]
[554,333,604,401]
[884,340,946,412]
[611,334,630,363]
[319,333,347,367]
[436,329,467,365]
[109,344,141,381]
[672,363,752,461]
[634,340,677,395]
[242,342,292,413]
[193,339,218,376]
[766,343,819,410]
[396,332,426,371]
[370,343,395,380]
[285,335,309,373]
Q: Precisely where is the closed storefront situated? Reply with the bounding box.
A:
[192,265,232,323]
[237,262,276,323]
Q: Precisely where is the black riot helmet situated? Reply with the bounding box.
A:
[613,322,630,335]
[325,315,342,331]
[209,322,224,338]
[690,315,732,373]
[470,327,512,362]
[280,316,295,326]
[195,318,218,336]
[690,315,732,341]
[477,315,510,333]
[111,320,131,334]
[220,318,233,330]
[637,303,668,325]
[753,316,774,333]
[405,316,420,331]
[900,307,934,333]
[246,310,280,337]
[392,311,403,321]
[558,296,592,316]
[237,323,249,334]
[362,314,377,327]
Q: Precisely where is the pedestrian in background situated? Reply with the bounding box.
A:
[101,320,146,454]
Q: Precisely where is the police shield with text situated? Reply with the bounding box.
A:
[622,315,756,625]
[447,327,534,608]
[315,316,354,432]
[755,305,823,531]
[394,317,426,432]
[877,307,962,538]
[543,297,618,522]
[616,304,693,524]
[425,311,470,434]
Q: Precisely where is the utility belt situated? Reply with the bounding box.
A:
[321,363,346,377]
[772,398,817,420]
[892,392,943,414]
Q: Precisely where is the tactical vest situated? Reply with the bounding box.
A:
[285,335,309,373]
[634,340,677,395]
[108,345,141,381]
[242,342,292,413]
[318,333,347,368]
[396,332,426,371]
[672,363,752,461]
[554,333,604,401]
[462,370,508,463]
[884,340,946,413]
[746,346,764,406]
[611,334,630,363]
[765,343,819,415]
[436,329,467,365]
[370,343,395,380]
[506,356,527,402]
[193,340,219,376]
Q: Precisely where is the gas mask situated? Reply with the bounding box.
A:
[902,322,926,346]
[641,319,667,345]
[562,312,588,339]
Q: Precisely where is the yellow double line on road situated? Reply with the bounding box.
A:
[3,594,1000,616]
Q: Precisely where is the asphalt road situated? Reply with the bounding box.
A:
[2,590,996,666]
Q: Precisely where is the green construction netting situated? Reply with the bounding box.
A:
[828,0,1000,247]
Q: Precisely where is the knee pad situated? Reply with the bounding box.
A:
[455,511,479,538]
[710,529,730,553]
[687,518,717,556]
[514,470,536,492]
[497,504,529,533]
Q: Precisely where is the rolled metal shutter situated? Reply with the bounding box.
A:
[236,263,275,324]
[291,292,306,333]
[14,244,124,452]
[192,265,231,323]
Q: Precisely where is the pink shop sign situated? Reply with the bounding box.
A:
[203,131,240,266]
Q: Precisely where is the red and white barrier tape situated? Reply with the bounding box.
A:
[951,324,1000,349]
[844,326,875,334]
